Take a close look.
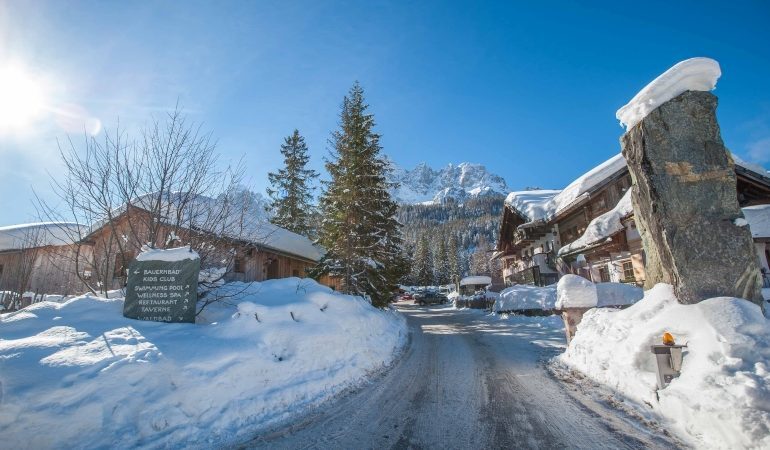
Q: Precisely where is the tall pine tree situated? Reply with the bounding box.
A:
[412,234,433,286]
[316,83,406,306]
[433,237,450,285]
[448,235,462,285]
[266,130,319,237]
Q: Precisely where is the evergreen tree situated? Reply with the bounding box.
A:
[433,238,450,285]
[448,235,462,285]
[316,83,406,306]
[470,235,491,276]
[412,234,433,286]
[266,130,319,236]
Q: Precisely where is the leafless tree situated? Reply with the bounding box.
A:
[37,107,261,311]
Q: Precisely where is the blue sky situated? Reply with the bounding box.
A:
[1,1,769,224]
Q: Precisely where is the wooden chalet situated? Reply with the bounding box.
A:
[495,153,770,287]
[0,222,90,309]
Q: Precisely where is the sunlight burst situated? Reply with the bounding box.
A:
[0,64,47,132]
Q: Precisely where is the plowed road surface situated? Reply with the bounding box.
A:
[242,303,680,449]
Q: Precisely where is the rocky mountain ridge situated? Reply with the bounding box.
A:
[387,160,509,205]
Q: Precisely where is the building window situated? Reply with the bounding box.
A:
[234,257,245,273]
[593,194,608,215]
[598,266,610,283]
[622,261,635,282]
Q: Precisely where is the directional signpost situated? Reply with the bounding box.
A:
[123,249,200,323]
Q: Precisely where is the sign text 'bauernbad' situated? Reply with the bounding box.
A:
[123,246,200,323]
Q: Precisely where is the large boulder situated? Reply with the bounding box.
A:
[621,90,764,311]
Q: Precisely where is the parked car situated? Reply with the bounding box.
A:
[399,292,414,301]
[414,290,448,306]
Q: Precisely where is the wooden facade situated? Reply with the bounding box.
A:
[0,239,91,310]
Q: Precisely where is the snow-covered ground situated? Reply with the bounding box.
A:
[0,278,406,449]
[559,283,770,449]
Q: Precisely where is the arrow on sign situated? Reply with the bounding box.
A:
[184,298,189,304]
[178,317,183,321]
[183,306,188,311]
[134,269,141,275]
[185,285,190,288]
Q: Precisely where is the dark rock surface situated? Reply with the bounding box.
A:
[621,90,764,311]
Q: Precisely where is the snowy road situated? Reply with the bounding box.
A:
[242,304,680,449]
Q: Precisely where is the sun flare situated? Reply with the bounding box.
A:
[0,64,47,131]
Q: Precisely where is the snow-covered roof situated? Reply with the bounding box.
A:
[251,223,323,262]
[732,154,770,180]
[504,190,561,222]
[506,152,768,230]
[0,222,83,252]
[460,275,492,286]
[742,204,770,239]
[616,57,721,131]
[558,189,634,257]
[505,154,627,224]
[89,192,323,262]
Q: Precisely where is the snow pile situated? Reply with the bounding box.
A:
[742,204,770,239]
[616,57,722,131]
[558,189,633,256]
[556,275,642,309]
[559,284,770,449]
[555,275,597,309]
[0,278,406,448]
[494,284,557,312]
[135,245,199,262]
[595,282,643,307]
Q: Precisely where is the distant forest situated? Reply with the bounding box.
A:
[397,195,504,281]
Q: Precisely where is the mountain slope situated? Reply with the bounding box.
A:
[387,160,509,280]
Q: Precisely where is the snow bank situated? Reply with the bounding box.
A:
[558,189,633,256]
[560,284,770,449]
[135,245,200,262]
[556,275,642,309]
[742,204,770,239]
[595,282,643,307]
[0,278,406,448]
[494,284,557,312]
[616,57,721,131]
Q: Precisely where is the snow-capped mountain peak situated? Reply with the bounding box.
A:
[387,160,509,204]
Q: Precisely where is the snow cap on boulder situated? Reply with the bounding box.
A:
[136,245,200,262]
[616,57,721,130]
